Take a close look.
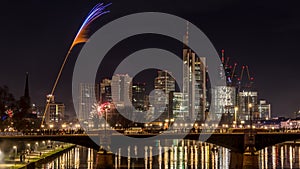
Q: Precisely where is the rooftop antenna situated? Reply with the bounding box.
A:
[186,21,189,45]
[183,21,189,47]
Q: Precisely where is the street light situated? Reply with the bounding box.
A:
[248,103,253,130]
[104,106,109,136]
[165,119,169,129]
[234,106,238,124]
[35,142,39,151]
[49,124,54,135]
[13,146,17,158]
[41,124,45,134]
[27,144,30,153]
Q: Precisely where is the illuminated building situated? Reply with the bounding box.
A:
[258,100,271,120]
[111,74,132,107]
[237,91,258,121]
[211,86,236,120]
[100,78,112,104]
[169,92,188,120]
[132,83,147,111]
[154,70,175,120]
[45,94,65,127]
[182,23,206,121]
[78,83,100,122]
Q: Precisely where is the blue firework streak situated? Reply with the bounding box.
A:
[72,2,112,49]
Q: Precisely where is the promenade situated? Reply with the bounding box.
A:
[0,143,75,169]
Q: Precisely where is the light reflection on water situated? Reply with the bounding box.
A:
[38,141,300,169]
[259,143,300,169]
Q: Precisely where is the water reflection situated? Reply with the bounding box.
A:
[112,140,230,169]
[38,141,300,169]
[259,143,300,169]
[38,146,96,169]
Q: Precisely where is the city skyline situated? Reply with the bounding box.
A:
[0,0,300,117]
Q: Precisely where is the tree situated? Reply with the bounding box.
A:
[0,85,16,130]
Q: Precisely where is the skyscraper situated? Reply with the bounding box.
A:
[169,91,188,120]
[237,91,258,121]
[211,86,236,120]
[111,74,132,107]
[100,78,112,104]
[78,83,99,122]
[182,23,206,121]
[132,83,147,111]
[154,70,175,120]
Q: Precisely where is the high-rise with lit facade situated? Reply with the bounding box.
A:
[132,83,147,111]
[78,83,99,122]
[154,70,175,120]
[169,92,188,120]
[111,74,132,107]
[258,100,271,120]
[45,94,65,127]
[182,24,206,121]
[211,86,236,120]
[100,78,112,104]
[237,91,258,121]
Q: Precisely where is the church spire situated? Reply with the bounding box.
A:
[24,72,30,98]
[18,72,31,117]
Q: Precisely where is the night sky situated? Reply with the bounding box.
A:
[0,0,299,118]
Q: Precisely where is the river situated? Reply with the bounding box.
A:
[37,140,300,169]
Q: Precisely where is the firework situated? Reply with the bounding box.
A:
[41,2,112,127]
[71,2,112,49]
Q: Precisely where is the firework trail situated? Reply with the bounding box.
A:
[41,3,111,126]
[71,2,112,49]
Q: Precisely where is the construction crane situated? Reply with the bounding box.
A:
[235,65,245,92]
[230,63,237,81]
[221,49,234,85]
[219,49,255,89]
[239,65,245,81]
[221,49,225,64]
[225,57,230,67]
[236,65,254,91]
[245,65,254,89]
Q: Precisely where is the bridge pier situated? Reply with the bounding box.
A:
[96,130,113,169]
[242,150,259,169]
[229,150,259,169]
[242,130,259,169]
[230,130,259,169]
[96,147,113,169]
[229,151,243,169]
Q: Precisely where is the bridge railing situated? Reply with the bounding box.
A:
[5,127,300,137]
[0,131,23,136]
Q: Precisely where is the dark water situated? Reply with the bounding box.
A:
[38,140,300,169]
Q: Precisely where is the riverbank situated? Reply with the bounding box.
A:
[0,143,76,169]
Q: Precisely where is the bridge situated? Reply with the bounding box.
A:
[1,131,300,153]
[2,130,300,169]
